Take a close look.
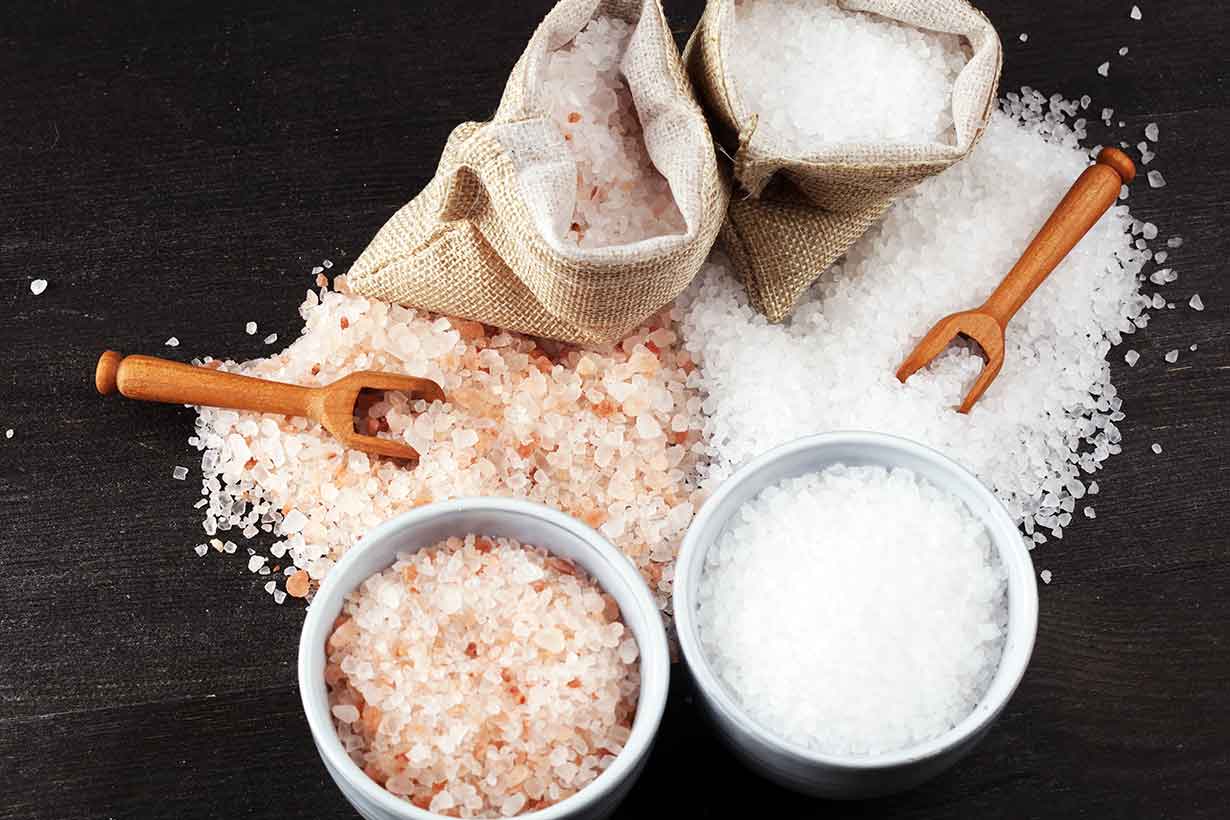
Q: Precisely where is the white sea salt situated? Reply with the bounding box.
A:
[731,0,968,150]
[1124,349,1140,367]
[696,465,1007,756]
[1190,344,1198,352]
[194,544,208,557]
[165,337,180,347]
[1168,236,1183,248]
[262,333,278,344]
[680,92,1153,538]
[245,321,257,335]
[1164,349,1179,363]
[323,259,334,269]
[1147,170,1166,188]
[1040,569,1053,584]
[1145,122,1159,142]
[1119,46,1129,56]
[247,555,266,572]
[1097,62,1110,77]
[1019,33,1028,42]
[543,16,684,247]
[29,279,47,295]
[172,466,188,480]
[328,535,638,816]
[1130,5,1142,20]
[1189,294,1204,311]
[1151,443,1163,454]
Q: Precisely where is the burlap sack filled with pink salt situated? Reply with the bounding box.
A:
[347,0,728,347]
[685,0,1002,321]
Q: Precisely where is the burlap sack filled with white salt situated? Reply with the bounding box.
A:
[346,0,727,346]
[685,0,1002,321]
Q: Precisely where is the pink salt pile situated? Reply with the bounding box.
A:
[543,16,685,247]
[327,534,640,817]
[189,276,704,612]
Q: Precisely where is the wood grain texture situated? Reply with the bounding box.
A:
[0,1,1227,819]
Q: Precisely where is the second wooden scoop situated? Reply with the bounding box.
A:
[897,147,1137,413]
[95,351,445,461]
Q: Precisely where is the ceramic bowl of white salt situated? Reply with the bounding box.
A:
[298,497,670,820]
[674,431,1038,799]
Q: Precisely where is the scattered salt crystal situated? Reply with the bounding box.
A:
[1190,344,1198,352]
[1151,443,1163,454]
[29,279,47,295]
[1101,107,1114,121]
[323,259,334,269]
[223,540,237,554]
[1130,5,1142,20]
[172,466,188,480]
[1019,32,1028,42]
[1124,349,1139,367]
[1147,170,1166,188]
[1084,507,1096,519]
[1040,569,1053,584]
[311,266,324,275]
[1080,95,1091,110]
[273,589,287,605]
[4,429,12,439]
[248,555,266,572]
[1189,294,1204,311]
[1145,122,1159,142]
[1119,46,1129,56]
[328,535,637,814]
[1089,481,1100,495]
[1155,251,1168,263]
[1164,349,1179,363]
[1142,222,1158,239]
[165,337,180,347]
[1097,62,1110,77]
[245,321,257,335]
[697,465,1005,756]
[263,580,276,595]
[194,544,208,557]
[262,333,278,344]
[1167,236,1183,248]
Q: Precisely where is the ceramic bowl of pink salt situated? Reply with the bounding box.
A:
[674,431,1038,799]
[298,497,669,820]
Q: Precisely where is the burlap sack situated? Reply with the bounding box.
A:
[685,0,1002,321]
[346,0,728,346]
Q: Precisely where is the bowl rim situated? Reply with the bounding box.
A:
[674,430,1039,771]
[297,497,671,820]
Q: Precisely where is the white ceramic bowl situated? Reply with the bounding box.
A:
[298,498,670,820]
[674,432,1039,799]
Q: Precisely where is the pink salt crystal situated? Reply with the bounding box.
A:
[332,704,359,723]
[534,627,566,654]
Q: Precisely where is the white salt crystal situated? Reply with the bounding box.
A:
[1164,349,1179,363]
[1168,236,1183,248]
[263,333,278,344]
[1189,294,1204,311]
[1019,32,1028,42]
[1190,344,1198,351]
[29,279,47,295]
[1145,122,1159,142]
[1155,251,1168,263]
[263,580,276,594]
[1101,107,1114,121]
[731,0,968,149]
[223,541,237,554]
[323,259,334,269]
[1040,569,1053,584]
[165,337,180,347]
[1130,5,1142,20]
[194,544,208,557]
[1124,349,1139,367]
[1119,46,1129,56]
[273,589,287,604]
[4,429,12,439]
[311,266,324,275]
[1097,62,1110,77]
[1080,95,1092,109]
[248,555,266,572]
[245,321,257,335]
[1147,170,1166,188]
[281,509,308,534]
[172,466,188,480]
[1084,507,1096,519]
[696,465,1006,756]
[1089,481,1100,495]
[1151,442,1163,454]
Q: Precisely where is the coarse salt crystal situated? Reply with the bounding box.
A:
[1040,569,1053,584]
[248,555,267,572]
[1119,46,1129,56]
[165,337,180,347]
[4,429,11,440]
[1019,33,1028,42]
[1164,349,1179,363]
[1147,170,1166,188]
[263,333,278,344]
[245,321,257,335]
[194,544,208,557]
[1189,294,1204,311]
[29,279,47,295]
[1097,62,1110,77]
[1145,122,1159,142]
[1151,442,1163,454]
[1130,5,1141,20]
[1124,349,1139,367]
[172,465,188,480]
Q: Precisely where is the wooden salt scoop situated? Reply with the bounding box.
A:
[897,147,1136,413]
[94,351,445,461]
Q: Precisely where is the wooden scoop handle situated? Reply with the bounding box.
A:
[981,147,1136,326]
[95,351,318,418]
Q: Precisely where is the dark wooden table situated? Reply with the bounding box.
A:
[2,1,1227,818]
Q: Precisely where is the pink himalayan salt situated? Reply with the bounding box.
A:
[327,535,639,818]
[543,16,685,248]
[190,276,704,613]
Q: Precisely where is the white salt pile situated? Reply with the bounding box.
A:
[328,534,639,817]
[730,0,968,150]
[543,16,684,247]
[696,465,1007,756]
[189,277,704,610]
[680,89,1159,543]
